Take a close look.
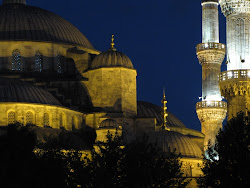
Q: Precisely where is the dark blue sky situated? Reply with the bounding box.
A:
[24,0,227,131]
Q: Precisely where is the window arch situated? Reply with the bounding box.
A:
[44,113,50,127]
[35,51,43,72]
[57,54,62,73]
[72,116,78,130]
[59,113,66,128]
[26,111,34,125]
[12,49,21,71]
[8,111,16,125]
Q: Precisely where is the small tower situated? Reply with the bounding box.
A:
[196,0,227,150]
[161,89,170,131]
[83,35,137,117]
[219,0,250,119]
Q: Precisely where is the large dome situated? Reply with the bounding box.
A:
[0,1,94,49]
[137,101,186,128]
[0,77,61,106]
[148,130,203,158]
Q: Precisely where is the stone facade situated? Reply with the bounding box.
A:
[0,103,83,130]
[82,67,137,116]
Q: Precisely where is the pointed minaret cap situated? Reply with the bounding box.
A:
[109,34,117,51]
[3,0,26,5]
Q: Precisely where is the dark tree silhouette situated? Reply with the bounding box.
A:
[84,132,189,188]
[198,112,250,187]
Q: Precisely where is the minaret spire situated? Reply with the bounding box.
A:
[161,88,170,131]
[109,34,116,51]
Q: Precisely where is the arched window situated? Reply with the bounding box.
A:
[57,54,62,73]
[26,111,34,125]
[8,111,16,125]
[12,49,21,71]
[59,113,66,129]
[35,51,43,72]
[44,113,50,127]
[72,116,78,130]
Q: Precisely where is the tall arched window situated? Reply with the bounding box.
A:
[26,111,34,125]
[35,51,43,72]
[44,113,50,127]
[8,111,16,125]
[72,116,78,130]
[57,54,62,73]
[12,49,21,71]
[59,113,66,128]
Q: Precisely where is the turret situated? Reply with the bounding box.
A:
[219,0,250,119]
[196,0,227,150]
[82,35,137,117]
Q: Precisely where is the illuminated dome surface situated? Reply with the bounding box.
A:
[0,1,94,49]
[91,49,134,69]
[0,78,61,106]
[148,130,203,158]
[137,101,186,128]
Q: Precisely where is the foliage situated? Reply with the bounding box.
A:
[198,112,250,187]
[84,132,189,188]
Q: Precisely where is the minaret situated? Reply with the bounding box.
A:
[196,0,227,150]
[219,0,250,120]
[161,89,170,131]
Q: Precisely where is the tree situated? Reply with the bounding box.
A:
[198,112,250,187]
[84,132,189,188]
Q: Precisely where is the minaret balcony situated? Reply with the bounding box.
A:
[220,70,250,82]
[196,101,227,110]
[196,42,226,53]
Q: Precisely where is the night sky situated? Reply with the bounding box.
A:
[22,0,227,131]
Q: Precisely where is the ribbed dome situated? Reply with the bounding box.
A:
[91,50,134,69]
[148,130,203,159]
[137,101,186,128]
[99,119,118,129]
[3,0,26,4]
[0,78,61,106]
[0,2,94,49]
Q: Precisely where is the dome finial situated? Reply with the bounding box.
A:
[161,88,170,131]
[3,0,27,4]
[110,34,117,51]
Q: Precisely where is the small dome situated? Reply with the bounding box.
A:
[137,101,186,128]
[0,78,61,106]
[99,119,118,129]
[148,130,203,159]
[0,2,94,49]
[91,50,134,69]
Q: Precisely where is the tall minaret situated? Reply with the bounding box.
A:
[196,0,227,150]
[219,0,250,120]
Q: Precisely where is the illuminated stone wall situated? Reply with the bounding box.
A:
[82,67,137,116]
[0,102,83,130]
[0,41,99,73]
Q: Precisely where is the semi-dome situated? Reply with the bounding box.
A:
[0,1,94,49]
[148,130,203,158]
[99,119,118,129]
[0,78,61,106]
[137,101,186,128]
